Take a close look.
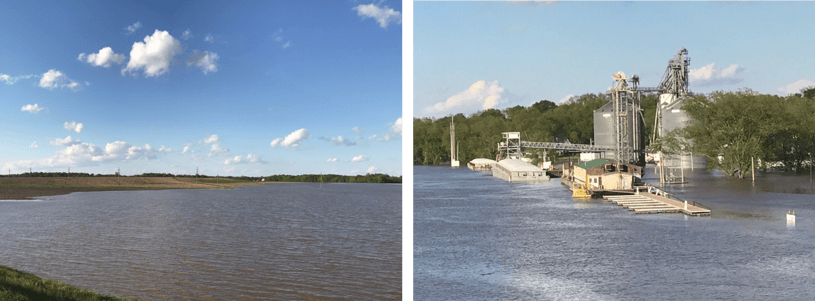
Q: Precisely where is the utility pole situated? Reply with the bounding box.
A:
[196,167,199,184]
[751,157,755,186]
[117,168,120,186]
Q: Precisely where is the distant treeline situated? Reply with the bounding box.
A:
[415,86,815,178]
[0,172,402,183]
[265,174,401,183]
[414,93,660,166]
[0,172,106,177]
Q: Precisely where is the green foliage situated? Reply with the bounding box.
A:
[264,174,401,183]
[802,86,815,99]
[197,178,255,184]
[414,93,622,165]
[683,90,815,177]
[649,128,692,155]
[0,172,401,183]
[639,94,658,142]
[0,264,131,300]
[135,173,175,177]
[0,172,106,178]
[531,100,557,113]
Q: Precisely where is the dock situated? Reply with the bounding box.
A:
[603,192,710,216]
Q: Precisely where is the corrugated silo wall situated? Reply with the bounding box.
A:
[661,99,706,169]
[593,102,615,156]
[662,100,690,133]
[593,101,643,163]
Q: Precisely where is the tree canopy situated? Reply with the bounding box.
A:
[415,87,815,179]
[681,89,815,177]
[413,93,635,165]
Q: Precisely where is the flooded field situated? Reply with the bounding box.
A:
[1,183,402,300]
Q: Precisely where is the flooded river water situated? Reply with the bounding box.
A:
[414,165,815,300]
[1,183,401,300]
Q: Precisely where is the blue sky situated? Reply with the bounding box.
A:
[414,1,815,118]
[1,0,402,176]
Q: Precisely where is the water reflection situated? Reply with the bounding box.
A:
[415,166,815,300]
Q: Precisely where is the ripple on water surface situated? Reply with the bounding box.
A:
[0,183,401,300]
[415,166,815,300]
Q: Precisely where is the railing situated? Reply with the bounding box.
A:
[520,141,633,153]
[644,183,689,204]
[692,201,710,210]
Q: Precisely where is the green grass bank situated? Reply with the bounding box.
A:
[0,264,131,301]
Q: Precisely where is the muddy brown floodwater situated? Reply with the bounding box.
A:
[1,183,402,300]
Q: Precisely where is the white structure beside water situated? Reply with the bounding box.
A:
[491,159,549,183]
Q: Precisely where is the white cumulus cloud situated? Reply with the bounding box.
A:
[92,141,158,161]
[327,158,338,163]
[353,3,402,29]
[366,166,378,174]
[64,121,84,133]
[368,117,404,142]
[3,140,169,172]
[188,50,218,74]
[270,138,283,147]
[225,154,266,165]
[688,63,744,87]
[778,79,815,95]
[351,155,369,162]
[270,128,310,148]
[390,117,402,135]
[158,145,172,153]
[78,47,126,68]
[39,69,81,91]
[30,142,38,148]
[426,80,505,116]
[205,34,214,43]
[246,154,263,163]
[225,156,242,164]
[50,136,81,146]
[352,126,363,133]
[126,144,156,160]
[21,104,43,113]
[209,143,229,157]
[122,30,183,77]
[201,134,229,157]
[125,21,142,34]
[203,134,220,144]
[182,143,192,154]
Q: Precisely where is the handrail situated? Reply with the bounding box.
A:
[692,201,710,210]
[644,183,690,204]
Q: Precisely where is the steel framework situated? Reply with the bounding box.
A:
[495,48,691,167]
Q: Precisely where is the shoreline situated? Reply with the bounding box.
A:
[0,264,132,300]
[0,177,277,200]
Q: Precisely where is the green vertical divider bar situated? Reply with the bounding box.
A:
[402,0,413,300]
